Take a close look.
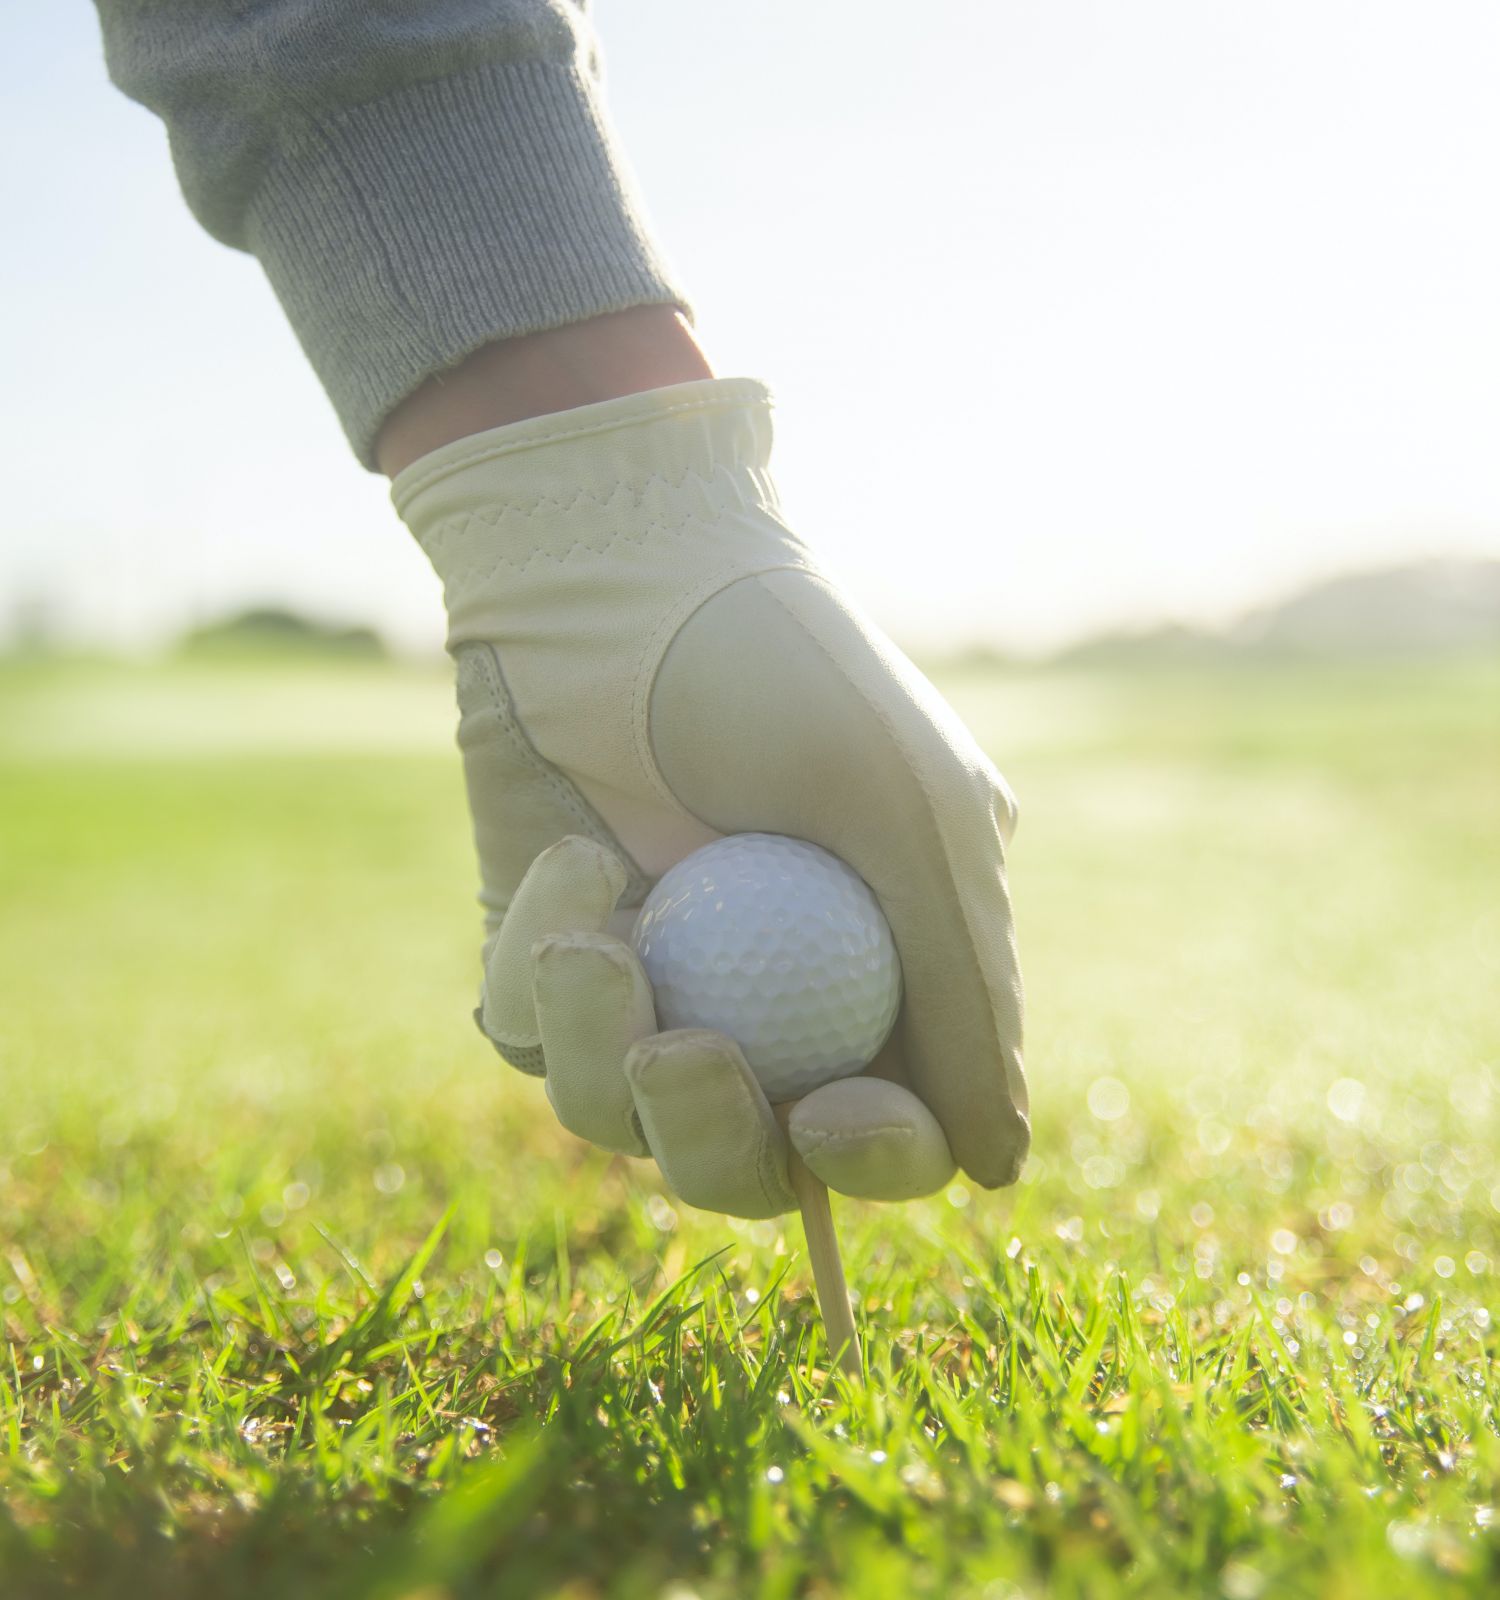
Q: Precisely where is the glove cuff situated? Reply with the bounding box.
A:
[392,377,799,652]
[393,376,770,520]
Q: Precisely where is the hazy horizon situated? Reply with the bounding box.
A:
[6,2,1500,656]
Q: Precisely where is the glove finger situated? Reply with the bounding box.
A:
[479,835,627,1070]
[532,932,653,1156]
[624,1030,795,1218]
[789,1076,956,1201]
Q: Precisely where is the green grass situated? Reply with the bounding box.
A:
[0,652,1496,1599]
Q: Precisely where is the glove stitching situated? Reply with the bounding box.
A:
[739,1078,794,1215]
[461,462,741,516]
[794,1122,914,1149]
[392,381,774,508]
[466,642,652,907]
[438,508,698,589]
[429,465,764,582]
[475,999,547,1079]
[755,1117,796,1215]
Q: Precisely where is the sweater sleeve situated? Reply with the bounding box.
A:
[91,1,691,469]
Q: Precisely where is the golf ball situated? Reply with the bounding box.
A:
[631,833,901,1101]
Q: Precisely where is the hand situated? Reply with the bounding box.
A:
[394,378,1029,1217]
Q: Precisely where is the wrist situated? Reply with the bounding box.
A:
[376,307,713,477]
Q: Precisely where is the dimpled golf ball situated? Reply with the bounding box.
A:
[631,833,902,1101]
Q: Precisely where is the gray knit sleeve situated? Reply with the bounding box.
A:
[91,1,691,469]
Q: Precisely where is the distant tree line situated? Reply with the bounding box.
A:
[177,606,387,659]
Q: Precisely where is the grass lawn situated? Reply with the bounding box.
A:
[0,652,1496,1598]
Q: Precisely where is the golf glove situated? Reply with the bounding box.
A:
[394,379,1029,1218]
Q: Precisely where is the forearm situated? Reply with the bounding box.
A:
[91,0,690,468]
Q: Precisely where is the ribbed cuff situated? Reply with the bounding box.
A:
[244,57,691,470]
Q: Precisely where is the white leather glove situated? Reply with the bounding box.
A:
[393,379,1029,1218]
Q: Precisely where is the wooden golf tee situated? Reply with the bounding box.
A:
[776,1103,863,1381]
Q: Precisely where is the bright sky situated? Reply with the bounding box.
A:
[5,2,1500,655]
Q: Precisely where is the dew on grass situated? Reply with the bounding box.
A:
[484,1249,503,1270]
[373,1163,405,1194]
[1087,1077,1130,1121]
[1327,1078,1365,1122]
[1399,1164,1431,1195]
[1198,1118,1231,1155]
[1083,1156,1122,1190]
[902,1462,945,1498]
[1387,1520,1428,1559]
[765,1465,784,1484]
[1221,1560,1266,1600]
